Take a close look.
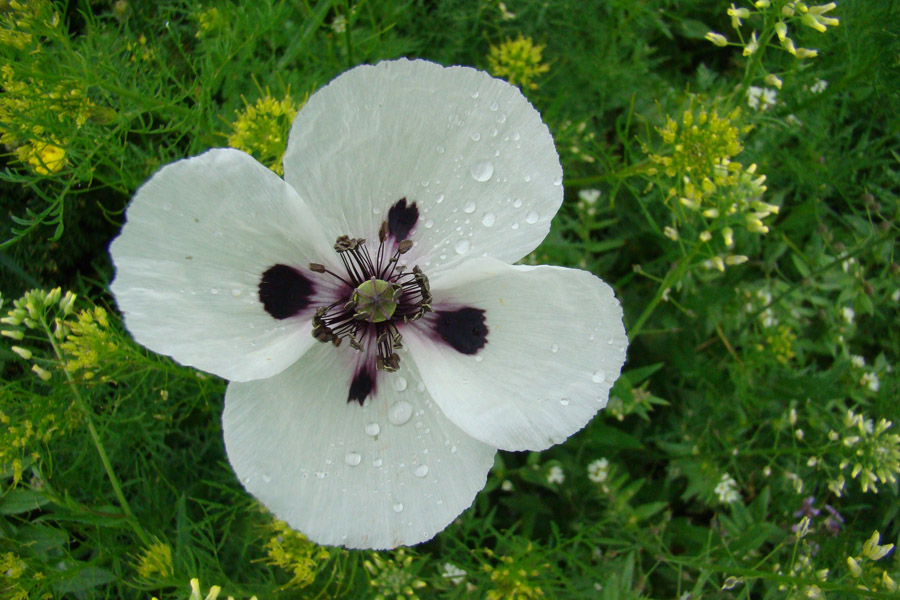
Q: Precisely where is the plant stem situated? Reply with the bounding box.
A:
[40,320,152,547]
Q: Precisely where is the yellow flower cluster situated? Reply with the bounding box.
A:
[834,410,900,495]
[706,1,839,60]
[59,306,118,381]
[482,545,547,600]
[135,541,174,580]
[0,552,29,600]
[758,324,796,364]
[363,548,427,600]
[195,7,224,38]
[0,62,96,176]
[487,35,550,91]
[648,101,778,268]
[228,93,302,176]
[264,518,330,590]
[0,0,59,51]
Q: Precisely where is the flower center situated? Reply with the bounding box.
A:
[309,224,431,374]
[352,278,400,323]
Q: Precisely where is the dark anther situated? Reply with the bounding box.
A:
[387,198,419,241]
[434,307,488,355]
[335,236,363,252]
[309,263,326,273]
[397,239,413,254]
[258,264,315,320]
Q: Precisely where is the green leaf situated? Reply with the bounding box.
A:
[0,489,50,515]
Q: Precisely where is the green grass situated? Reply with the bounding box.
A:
[1,0,898,598]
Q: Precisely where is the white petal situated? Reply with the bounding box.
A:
[222,342,496,549]
[405,257,628,451]
[283,59,562,273]
[110,149,335,382]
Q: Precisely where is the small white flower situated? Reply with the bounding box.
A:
[109,60,628,549]
[715,473,740,504]
[330,14,347,34]
[841,306,855,324]
[748,86,777,110]
[501,479,514,492]
[441,562,467,585]
[547,465,565,484]
[892,289,900,302]
[578,188,601,205]
[587,458,609,483]
[747,86,762,109]
[851,355,866,368]
[860,372,880,392]
[810,78,828,94]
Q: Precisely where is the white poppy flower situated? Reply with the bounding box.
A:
[109,59,627,549]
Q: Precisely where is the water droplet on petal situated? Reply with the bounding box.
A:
[424,219,434,229]
[512,131,520,140]
[454,239,471,255]
[365,422,381,437]
[474,355,483,362]
[414,465,429,478]
[435,194,445,204]
[345,452,361,466]
[525,210,539,224]
[554,176,563,186]
[550,344,559,353]
[490,102,499,111]
[498,113,507,123]
[231,288,242,297]
[315,471,326,479]
[470,160,494,182]
[210,288,219,295]
[592,371,606,383]
[393,376,408,392]
[436,145,445,154]
[373,458,383,467]
[560,398,570,406]
[388,401,413,426]
[512,198,523,208]
[393,502,404,513]
[471,132,481,141]
[481,212,496,227]
[464,200,477,213]
[261,473,272,483]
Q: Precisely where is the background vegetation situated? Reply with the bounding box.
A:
[1,0,898,598]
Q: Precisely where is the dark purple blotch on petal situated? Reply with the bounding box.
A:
[348,368,376,405]
[435,307,488,355]
[387,198,418,241]
[258,264,315,320]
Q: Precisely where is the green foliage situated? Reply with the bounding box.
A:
[1,0,899,598]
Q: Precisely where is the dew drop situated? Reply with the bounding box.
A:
[481,212,496,227]
[262,473,272,483]
[490,102,499,111]
[464,200,477,213]
[315,471,326,479]
[471,90,479,98]
[373,458,383,467]
[392,503,404,513]
[345,452,362,466]
[497,113,507,123]
[414,465,429,478]
[365,422,381,437]
[470,160,494,182]
[511,223,520,230]
[554,176,563,186]
[393,376,408,392]
[560,398,570,406]
[474,355,483,362]
[436,145,445,154]
[525,210,539,224]
[550,344,559,353]
[436,194,445,204]
[373,206,382,215]
[592,371,607,383]
[471,132,481,141]
[424,219,434,229]
[454,239,471,255]
[231,288,242,297]
[388,401,413,426]
[512,198,523,209]
[450,445,458,453]
[210,288,219,295]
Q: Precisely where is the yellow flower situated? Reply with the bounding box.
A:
[487,35,550,91]
[705,31,728,46]
[228,93,302,175]
[862,531,895,561]
[801,3,839,32]
[264,518,330,589]
[19,139,67,175]
[727,4,750,29]
[135,541,174,579]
